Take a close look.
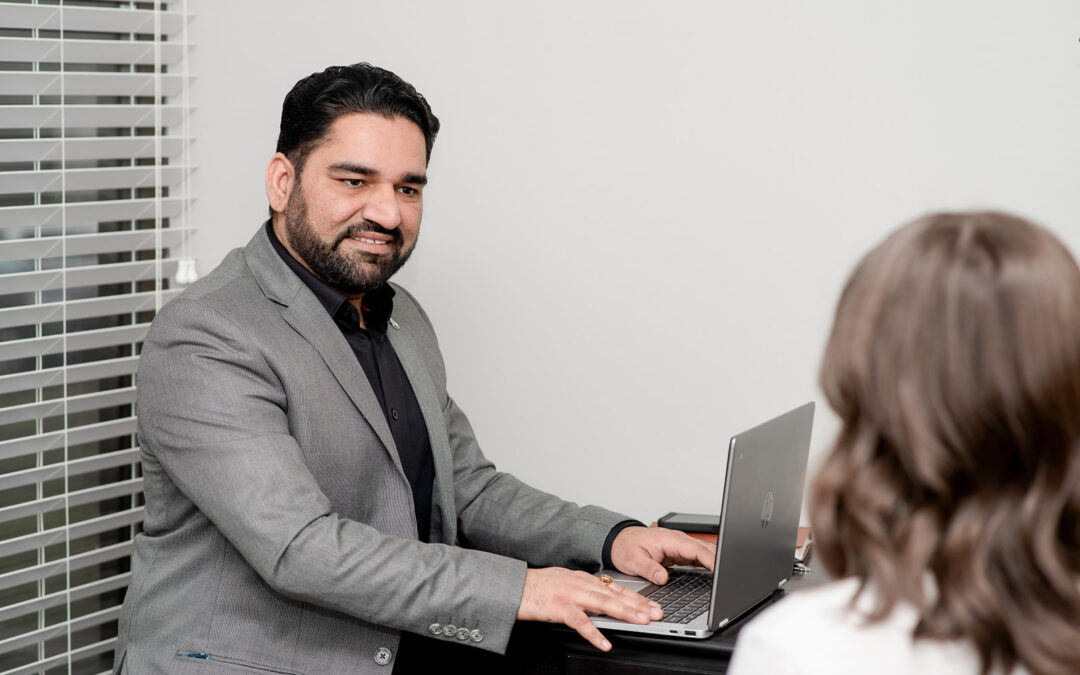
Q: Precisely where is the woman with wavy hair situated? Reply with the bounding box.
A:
[729,212,1080,675]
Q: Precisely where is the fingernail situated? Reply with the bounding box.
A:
[649,600,661,610]
[652,572,665,584]
[650,606,663,620]
[600,639,611,651]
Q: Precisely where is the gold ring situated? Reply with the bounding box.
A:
[599,574,613,588]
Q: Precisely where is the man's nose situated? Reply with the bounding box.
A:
[360,184,402,230]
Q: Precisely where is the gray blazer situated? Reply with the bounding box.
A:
[116,226,628,673]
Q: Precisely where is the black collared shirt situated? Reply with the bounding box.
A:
[267,222,435,542]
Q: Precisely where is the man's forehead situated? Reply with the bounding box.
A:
[306,113,427,174]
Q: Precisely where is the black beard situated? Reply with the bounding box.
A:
[283,185,414,294]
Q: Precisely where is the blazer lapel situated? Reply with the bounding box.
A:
[243,227,405,479]
[387,323,457,545]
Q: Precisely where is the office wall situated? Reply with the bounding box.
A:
[187,1,1080,523]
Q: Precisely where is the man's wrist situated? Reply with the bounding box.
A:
[601,519,645,569]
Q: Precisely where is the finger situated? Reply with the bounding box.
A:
[566,610,612,651]
[588,582,660,623]
[684,538,717,570]
[656,533,716,570]
[601,581,663,621]
[614,545,674,584]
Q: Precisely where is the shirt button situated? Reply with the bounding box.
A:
[470,629,484,643]
[428,623,442,635]
[373,647,392,666]
[456,627,470,640]
[391,408,399,421]
[442,624,456,637]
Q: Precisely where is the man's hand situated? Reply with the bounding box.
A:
[516,567,662,651]
[610,525,716,585]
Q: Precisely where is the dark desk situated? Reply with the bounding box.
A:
[395,571,822,674]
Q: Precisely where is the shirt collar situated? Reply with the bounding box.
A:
[265,220,395,332]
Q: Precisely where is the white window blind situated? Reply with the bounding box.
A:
[0,1,192,673]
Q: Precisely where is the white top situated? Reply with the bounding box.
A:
[727,578,1027,675]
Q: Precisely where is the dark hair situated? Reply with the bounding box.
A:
[275,62,440,173]
[810,211,1080,675]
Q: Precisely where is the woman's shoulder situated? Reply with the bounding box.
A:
[739,577,867,639]
[728,578,1015,675]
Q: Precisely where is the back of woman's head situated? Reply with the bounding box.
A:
[810,211,1080,675]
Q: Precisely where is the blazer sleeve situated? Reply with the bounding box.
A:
[137,297,526,653]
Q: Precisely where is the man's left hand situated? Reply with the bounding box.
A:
[609,526,716,585]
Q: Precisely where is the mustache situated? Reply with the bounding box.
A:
[333,221,404,247]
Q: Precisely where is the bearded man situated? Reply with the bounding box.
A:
[115,63,713,674]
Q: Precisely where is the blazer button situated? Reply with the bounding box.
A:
[374,647,393,666]
[471,629,484,642]
[428,623,442,635]
[442,624,457,637]
[456,627,470,640]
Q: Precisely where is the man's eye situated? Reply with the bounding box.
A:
[398,186,419,196]
[342,179,364,187]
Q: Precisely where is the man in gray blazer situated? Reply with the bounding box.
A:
[116,63,714,673]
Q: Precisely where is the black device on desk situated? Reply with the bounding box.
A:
[658,512,720,533]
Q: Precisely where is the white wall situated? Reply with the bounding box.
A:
[187,1,1080,524]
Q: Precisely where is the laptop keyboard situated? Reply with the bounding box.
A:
[645,571,713,624]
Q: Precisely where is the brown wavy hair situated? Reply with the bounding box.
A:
[810,211,1080,675]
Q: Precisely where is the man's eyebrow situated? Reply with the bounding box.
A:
[328,163,427,186]
[328,162,377,176]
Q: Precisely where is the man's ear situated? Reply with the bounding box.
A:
[265,152,296,214]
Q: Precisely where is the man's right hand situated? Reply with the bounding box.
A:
[516,567,662,651]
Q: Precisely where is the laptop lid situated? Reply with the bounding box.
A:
[708,400,815,631]
[590,401,815,639]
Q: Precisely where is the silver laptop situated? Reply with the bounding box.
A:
[591,401,815,639]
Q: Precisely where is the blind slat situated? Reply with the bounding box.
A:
[0,448,140,492]
[1,323,152,362]
[0,3,185,33]
[68,416,137,449]
[0,289,181,334]
[0,71,186,97]
[0,385,136,427]
[0,418,135,463]
[0,478,143,525]
[0,637,119,675]
[0,228,187,263]
[0,196,189,230]
[3,639,124,675]
[0,356,141,398]
[0,258,180,295]
[0,136,187,163]
[0,165,188,195]
[2,654,68,675]
[0,572,131,627]
[0,104,186,131]
[0,432,65,462]
[0,2,186,34]
[0,236,63,262]
[0,36,185,66]
[0,540,134,595]
[0,507,143,559]
[0,605,123,657]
